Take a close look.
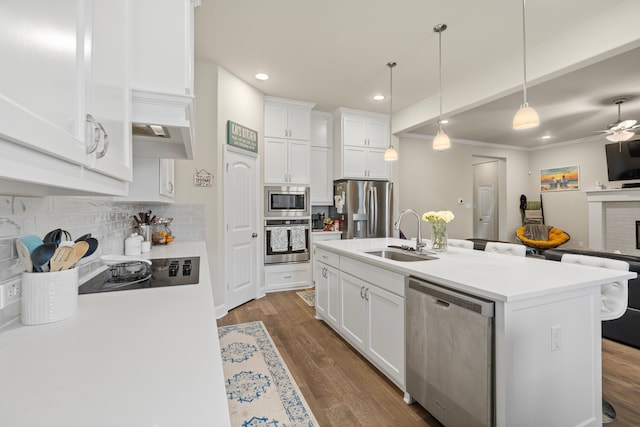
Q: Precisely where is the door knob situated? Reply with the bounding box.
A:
[252,232,258,238]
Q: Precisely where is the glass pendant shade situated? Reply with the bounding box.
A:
[514,0,539,130]
[384,145,398,161]
[432,24,451,151]
[432,130,451,151]
[513,103,540,129]
[385,61,398,161]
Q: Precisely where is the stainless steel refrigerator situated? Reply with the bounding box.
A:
[333,179,393,239]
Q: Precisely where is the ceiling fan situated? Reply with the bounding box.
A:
[600,98,640,142]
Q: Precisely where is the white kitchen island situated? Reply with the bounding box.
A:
[313,237,636,427]
[0,242,230,427]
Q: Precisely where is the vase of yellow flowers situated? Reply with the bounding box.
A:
[422,210,455,252]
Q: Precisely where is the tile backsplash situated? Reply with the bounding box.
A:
[0,195,205,327]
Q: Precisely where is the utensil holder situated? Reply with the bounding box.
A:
[21,268,78,325]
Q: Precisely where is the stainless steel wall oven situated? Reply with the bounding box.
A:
[264,219,310,264]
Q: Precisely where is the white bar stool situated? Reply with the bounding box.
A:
[448,239,474,249]
[560,253,629,423]
[484,241,526,257]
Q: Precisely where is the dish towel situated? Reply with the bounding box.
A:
[290,226,307,251]
[270,227,289,252]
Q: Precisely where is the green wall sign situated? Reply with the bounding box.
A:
[227,120,258,153]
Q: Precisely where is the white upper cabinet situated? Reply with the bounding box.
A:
[264,138,310,185]
[310,112,333,205]
[118,157,174,203]
[264,97,314,185]
[311,111,333,148]
[85,0,131,181]
[0,0,131,196]
[341,110,389,148]
[0,0,88,165]
[264,97,314,141]
[334,108,390,180]
[130,0,194,95]
[130,0,196,160]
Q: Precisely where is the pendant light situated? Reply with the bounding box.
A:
[432,23,450,151]
[384,62,398,161]
[513,0,540,129]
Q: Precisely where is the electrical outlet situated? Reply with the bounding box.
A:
[0,278,22,309]
[551,325,562,352]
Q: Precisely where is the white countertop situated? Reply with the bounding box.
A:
[312,229,342,234]
[314,238,637,302]
[0,241,230,427]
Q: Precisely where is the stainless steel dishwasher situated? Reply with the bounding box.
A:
[406,276,495,427]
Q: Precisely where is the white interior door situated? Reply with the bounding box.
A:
[476,185,495,240]
[225,147,259,310]
[473,160,499,240]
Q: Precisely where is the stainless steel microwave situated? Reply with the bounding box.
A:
[264,186,310,218]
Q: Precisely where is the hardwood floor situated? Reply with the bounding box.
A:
[218,290,640,426]
[602,338,640,425]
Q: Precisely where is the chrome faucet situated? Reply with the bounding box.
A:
[394,209,425,252]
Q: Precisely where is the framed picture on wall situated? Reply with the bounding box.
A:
[540,165,580,192]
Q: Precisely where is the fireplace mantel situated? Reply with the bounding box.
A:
[586,188,640,250]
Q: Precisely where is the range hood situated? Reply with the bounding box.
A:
[131,89,195,159]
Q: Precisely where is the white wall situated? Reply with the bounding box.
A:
[177,62,264,313]
[175,61,220,305]
[528,137,631,249]
[397,136,530,242]
[397,134,637,251]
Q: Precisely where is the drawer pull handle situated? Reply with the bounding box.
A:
[284,275,292,279]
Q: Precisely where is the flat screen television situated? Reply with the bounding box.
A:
[605,139,640,181]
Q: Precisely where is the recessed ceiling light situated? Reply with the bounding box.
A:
[541,135,551,140]
[255,73,269,81]
[373,94,385,101]
[438,119,449,125]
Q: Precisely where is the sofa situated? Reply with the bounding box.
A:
[544,248,640,349]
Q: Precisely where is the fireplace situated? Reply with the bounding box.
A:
[587,188,640,254]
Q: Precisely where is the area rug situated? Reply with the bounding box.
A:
[218,321,319,427]
[296,289,315,307]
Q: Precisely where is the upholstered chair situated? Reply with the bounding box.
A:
[483,241,526,257]
[560,253,629,423]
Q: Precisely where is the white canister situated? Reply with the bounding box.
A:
[21,268,79,325]
[124,233,143,256]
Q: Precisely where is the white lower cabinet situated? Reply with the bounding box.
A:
[314,249,405,390]
[264,262,311,292]
[340,272,405,387]
[313,248,340,329]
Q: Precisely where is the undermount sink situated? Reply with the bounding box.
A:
[365,248,438,262]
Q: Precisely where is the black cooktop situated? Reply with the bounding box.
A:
[79,257,200,294]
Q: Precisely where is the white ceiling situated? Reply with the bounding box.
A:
[194,0,640,149]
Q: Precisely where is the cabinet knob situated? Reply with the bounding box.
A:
[251,232,258,238]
